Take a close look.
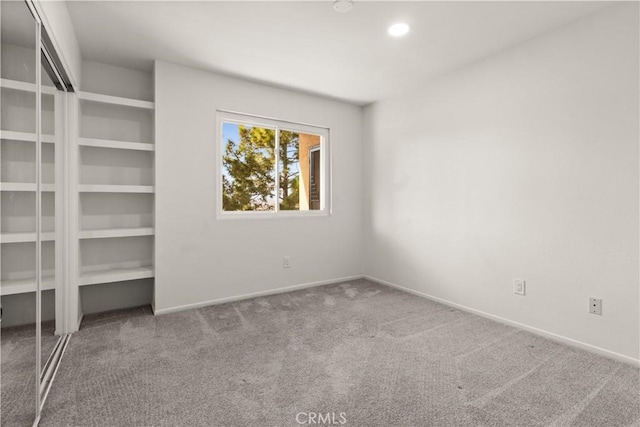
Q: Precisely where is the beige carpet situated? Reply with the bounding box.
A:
[28,279,640,426]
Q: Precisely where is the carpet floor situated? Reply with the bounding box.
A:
[1,321,61,426]
[25,279,640,426]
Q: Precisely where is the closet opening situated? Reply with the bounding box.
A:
[1,1,74,425]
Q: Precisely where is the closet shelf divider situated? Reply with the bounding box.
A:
[78,91,154,110]
[78,184,154,193]
[0,231,55,244]
[79,266,154,287]
[78,137,154,152]
[0,276,56,296]
[1,182,56,192]
[0,130,55,143]
[1,78,57,95]
[78,227,154,240]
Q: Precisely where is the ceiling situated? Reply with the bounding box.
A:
[66,1,610,105]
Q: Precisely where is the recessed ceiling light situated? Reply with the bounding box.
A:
[333,0,353,13]
[388,22,411,37]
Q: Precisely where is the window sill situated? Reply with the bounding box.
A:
[216,210,331,220]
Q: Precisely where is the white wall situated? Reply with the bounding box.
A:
[81,60,154,101]
[363,4,639,362]
[154,61,364,313]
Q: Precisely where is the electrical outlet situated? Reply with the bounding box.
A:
[513,279,526,296]
[589,298,602,315]
[283,256,291,269]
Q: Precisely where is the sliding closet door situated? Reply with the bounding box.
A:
[38,46,64,412]
[1,1,70,423]
[0,1,40,425]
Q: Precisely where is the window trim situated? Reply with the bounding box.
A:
[216,110,331,219]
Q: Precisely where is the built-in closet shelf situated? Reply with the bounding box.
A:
[1,78,57,95]
[79,227,154,240]
[76,83,155,311]
[1,182,56,192]
[78,185,154,194]
[0,231,55,244]
[79,266,154,287]
[0,130,55,143]
[79,137,155,152]
[0,277,55,296]
[78,91,155,110]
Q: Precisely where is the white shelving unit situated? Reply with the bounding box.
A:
[76,89,155,299]
[3,62,156,327]
[1,76,58,306]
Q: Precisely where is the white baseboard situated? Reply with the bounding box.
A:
[76,312,84,331]
[364,275,640,368]
[153,275,365,316]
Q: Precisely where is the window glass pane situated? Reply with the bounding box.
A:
[308,145,321,210]
[279,130,321,211]
[221,122,276,211]
[278,130,299,210]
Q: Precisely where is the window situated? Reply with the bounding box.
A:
[217,111,329,216]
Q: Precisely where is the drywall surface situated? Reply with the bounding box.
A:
[80,279,153,315]
[154,61,363,312]
[35,0,81,88]
[81,60,154,101]
[363,4,639,361]
[1,290,55,328]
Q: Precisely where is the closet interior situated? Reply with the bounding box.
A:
[0,1,155,425]
[76,62,155,316]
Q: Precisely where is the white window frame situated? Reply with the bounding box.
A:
[216,110,331,219]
